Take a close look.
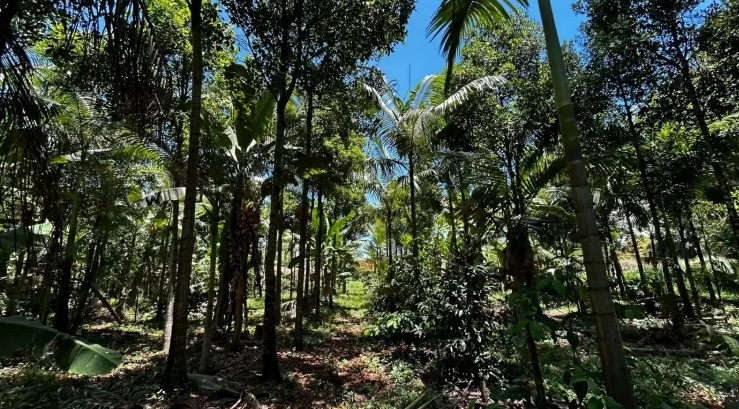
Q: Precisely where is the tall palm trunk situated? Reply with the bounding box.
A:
[275,199,284,325]
[314,187,324,317]
[625,211,647,289]
[677,211,701,318]
[409,147,419,263]
[200,198,220,372]
[386,203,393,267]
[262,96,288,382]
[663,214,693,318]
[670,23,739,247]
[163,0,202,387]
[538,2,636,407]
[619,85,676,306]
[163,201,180,351]
[688,217,716,303]
[54,183,81,333]
[295,92,313,350]
[155,230,169,323]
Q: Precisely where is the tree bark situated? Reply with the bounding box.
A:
[163,0,202,387]
[663,214,694,318]
[314,187,324,317]
[619,85,676,309]
[408,145,419,264]
[670,23,739,248]
[677,212,701,318]
[262,95,288,383]
[163,201,180,352]
[625,210,647,289]
[275,201,284,325]
[294,92,313,350]
[200,197,220,372]
[155,229,169,323]
[54,185,81,333]
[603,212,626,298]
[687,218,715,302]
[539,2,636,406]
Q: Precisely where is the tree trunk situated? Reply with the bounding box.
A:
[200,198,220,373]
[619,85,676,313]
[155,229,169,323]
[54,185,81,333]
[314,187,324,317]
[671,23,739,248]
[163,201,180,352]
[690,217,716,303]
[163,0,202,387]
[677,212,701,318]
[71,236,102,334]
[538,2,636,406]
[295,92,313,350]
[232,226,251,348]
[262,95,288,383]
[445,172,457,252]
[40,224,62,324]
[625,210,647,289]
[409,146,419,264]
[701,222,720,301]
[663,215,694,318]
[275,202,284,325]
[603,212,627,298]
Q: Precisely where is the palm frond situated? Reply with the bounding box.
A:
[427,0,528,88]
[432,75,505,115]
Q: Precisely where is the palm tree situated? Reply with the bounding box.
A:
[364,74,502,262]
[163,0,204,388]
[428,1,637,407]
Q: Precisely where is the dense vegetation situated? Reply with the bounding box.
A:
[2,0,739,408]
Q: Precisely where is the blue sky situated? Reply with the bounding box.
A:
[378,0,584,95]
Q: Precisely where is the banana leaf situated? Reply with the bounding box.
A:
[0,316,123,375]
[0,223,54,262]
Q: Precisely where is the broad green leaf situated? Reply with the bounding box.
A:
[57,338,122,375]
[0,223,54,262]
[326,211,357,240]
[0,316,122,376]
[587,397,604,409]
[604,396,625,409]
[723,335,739,356]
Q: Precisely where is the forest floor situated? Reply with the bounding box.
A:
[2,280,739,409]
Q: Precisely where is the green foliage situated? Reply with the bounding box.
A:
[0,316,122,376]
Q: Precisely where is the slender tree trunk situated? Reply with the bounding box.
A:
[689,218,716,303]
[294,92,313,350]
[663,215,694,318]
[163,201,180,351]
[275,204,284,325]
[40,224,62,324]
[677,212,701,318]
[200,198,220,372]
[538,2,636,406]
[54,185,81,333]
[671,24,739,247]
[314,187,324,317]
[700,222,720,301]
[155,230,169,323]
[262,96,289,382]
[232,225,251,347]
[408,146,419,263]
[163,0,202,387]
[71,236,101,334]
[625,211,647,289]
[620,88,676,307]
[603,212,626,298]
[445,172,458,251]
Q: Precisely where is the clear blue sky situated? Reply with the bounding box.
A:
[378,0,584,95]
